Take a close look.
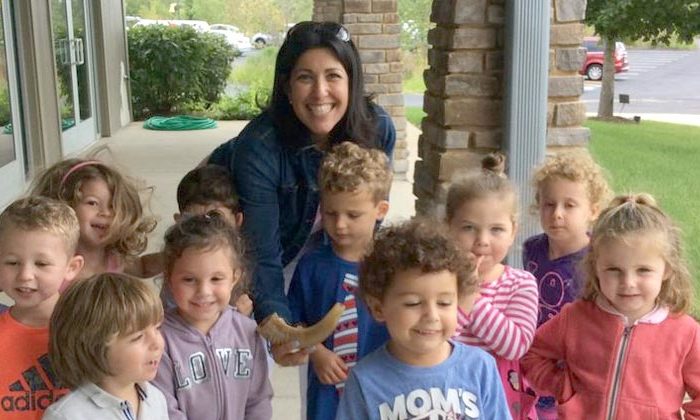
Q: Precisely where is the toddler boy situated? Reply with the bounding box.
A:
[287,141,392,420]
[0,196,84,419]
[336,219,511,420]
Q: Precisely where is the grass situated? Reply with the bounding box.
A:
[228,47,278,89]
[405,106,426,127]
[586,119,700,281]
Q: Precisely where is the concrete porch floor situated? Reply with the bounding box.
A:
[103,119,420,419]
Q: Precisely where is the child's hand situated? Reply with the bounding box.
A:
[309,344,348,385]
[270,340,314,366]
[234,293,254,317]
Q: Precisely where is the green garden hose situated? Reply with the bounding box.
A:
[143,115,217,130]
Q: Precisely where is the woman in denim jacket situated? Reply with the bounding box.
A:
[207,22,396,364]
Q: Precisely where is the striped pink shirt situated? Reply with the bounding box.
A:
[455,265,538,360]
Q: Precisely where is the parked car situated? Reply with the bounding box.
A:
[209,24,253,51]
[580,36,630,81]
[251,32,273,48]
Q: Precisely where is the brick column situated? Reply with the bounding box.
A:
[548,0,589,150]
[414,0,506,215]
[313,0,342,22]
[341,0,408,178]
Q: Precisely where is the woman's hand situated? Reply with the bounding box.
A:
[309,344,348,385]
[270,340,315,367]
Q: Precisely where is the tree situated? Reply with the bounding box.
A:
[585,0,700,118]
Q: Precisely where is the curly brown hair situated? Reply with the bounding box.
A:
[359,218,478,303]
[581,193,693,314]
[531,151,612,215]
[445,152,518,224]
[29,158,156,257]
[318,141,392,202]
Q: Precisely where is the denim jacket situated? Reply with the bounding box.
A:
[209,106,396,323]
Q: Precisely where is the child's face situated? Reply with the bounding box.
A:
[74,178,114,250]
[595,233,668,323]
[369,268,458,366]
[0,227,83,320]
[321,187,388,257]
[538,177,596,247]
[448,195,516,282]
[169,246,241,333]
[178,202,242,227]
[102,323,164,390]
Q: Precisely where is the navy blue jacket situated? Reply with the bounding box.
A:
[209,106,395,322]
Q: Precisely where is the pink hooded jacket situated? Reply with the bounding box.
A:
[521,299,700,419]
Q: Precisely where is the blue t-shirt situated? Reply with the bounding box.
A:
[288,242,389,420]
[336,342,511,420]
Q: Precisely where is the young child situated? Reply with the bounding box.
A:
[446,153,539,419]
[152,214,273,419]
[521,194,700,418]
[29,158,156,279]
[522,151,611,419]
[44,272,168,419]
[159,164,252,315]
[0,197,84,420]
[287,141,391,420]
[174,164,243,226]
[336,219,510,419]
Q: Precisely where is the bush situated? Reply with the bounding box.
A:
[128,25,236,119]
[203,84,271,120]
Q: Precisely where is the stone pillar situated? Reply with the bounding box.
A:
[341,0,409,178]
[313,0,342,22]
[548,0,589,151]
[414,0,506,216]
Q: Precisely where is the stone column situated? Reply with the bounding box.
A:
[341,0,409,178]
[313,0,342,22]
[548,0,589,150]
[414,0,506,216]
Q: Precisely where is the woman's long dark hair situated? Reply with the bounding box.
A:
[268,22,378,150]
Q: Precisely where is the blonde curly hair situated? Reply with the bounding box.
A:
[531,151,612,215]
[581,193,693,314]
[318,141,392,202]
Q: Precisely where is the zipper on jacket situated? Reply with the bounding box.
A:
[605,326,633,420]
[207,336,225,420]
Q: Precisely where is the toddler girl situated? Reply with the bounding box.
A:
[522,194,700,418]
[44,272,168,419]
[522,151,611,419]
[153,214,273,419]
[446,153,539,419]
[29,158,156,279]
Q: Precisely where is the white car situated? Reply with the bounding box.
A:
[208,24,253,51]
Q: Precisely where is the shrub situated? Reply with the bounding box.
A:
[205,84,271,120]
[128,25,236,119]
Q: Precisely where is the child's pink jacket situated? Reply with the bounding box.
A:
[521,299,700,419]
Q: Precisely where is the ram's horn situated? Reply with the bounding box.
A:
[257,303,345,349]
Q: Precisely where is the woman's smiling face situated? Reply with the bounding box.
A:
[287,47,349,143]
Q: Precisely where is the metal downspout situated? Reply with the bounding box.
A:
[503,1,550,266]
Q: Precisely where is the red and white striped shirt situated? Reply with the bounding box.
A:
[455,265,539,360]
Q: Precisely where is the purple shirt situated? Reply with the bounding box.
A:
[523,233,588,328]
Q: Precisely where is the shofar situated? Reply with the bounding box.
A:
[257,303,345,349]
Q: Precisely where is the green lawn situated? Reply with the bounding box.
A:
[405,107,700,310]
[586,120,700,288]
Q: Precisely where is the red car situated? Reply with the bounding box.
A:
[580,36,630,81]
